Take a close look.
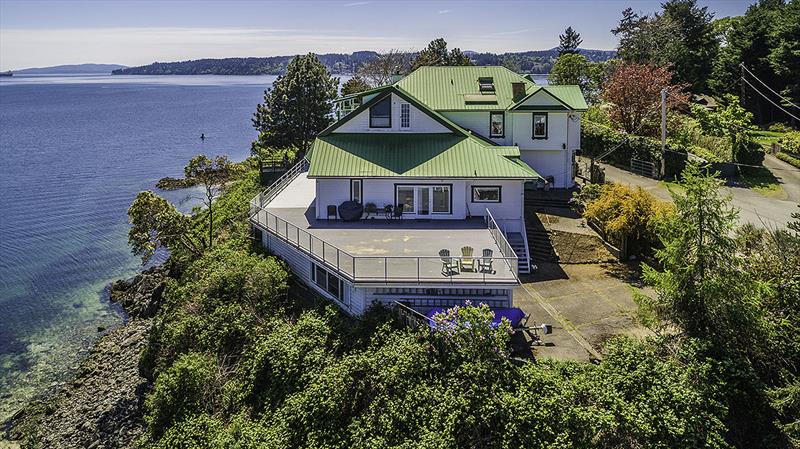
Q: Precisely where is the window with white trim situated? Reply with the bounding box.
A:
[532,113,548,139]
[369,96,391,128]
[400,103,411,128]
[472,186,502,203]
[311,262,346,304]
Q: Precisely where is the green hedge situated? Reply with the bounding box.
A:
[776,152,800,169]
[780,131,800,154]
[581,122,666,166]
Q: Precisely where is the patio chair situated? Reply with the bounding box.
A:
[439,249,458,276]
[363,202,378,220]
[326,205,337,220]
[393,203,404,220]
[478,248,494,273]
[383,204,393,219]
[460,246,475,272]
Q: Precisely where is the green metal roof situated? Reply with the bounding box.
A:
[396,66,536,111]
[395,66,588,111]
[307,133,540,179]
[511,85,589,111]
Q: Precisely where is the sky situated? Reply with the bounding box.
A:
[0,0,753,71]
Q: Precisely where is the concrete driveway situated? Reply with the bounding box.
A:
[514,263,652,362]
[593,159,798,229]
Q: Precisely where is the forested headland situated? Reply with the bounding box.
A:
[110,48,616,76]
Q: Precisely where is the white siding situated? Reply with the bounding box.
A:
[262,232,367,315]
[333,93,450,133]
[466,180,525,231]
[316,179,351,219]
[518,89,564,108]
[520,150,574,188]
[314,178,524,221]
[441,111,511,145]
[510,111,570,151]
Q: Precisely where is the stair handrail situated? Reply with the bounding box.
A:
[250,157,309,216]
[485,208,519,280]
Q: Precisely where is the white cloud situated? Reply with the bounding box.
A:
[343,1,371,6]
[438,9,451,14]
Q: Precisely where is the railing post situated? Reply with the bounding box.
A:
[336,250,340,274]
[417,257,420,284]
[384,257,388,282]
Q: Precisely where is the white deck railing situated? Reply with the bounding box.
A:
[484,208,520,281]
[249,163,520,285]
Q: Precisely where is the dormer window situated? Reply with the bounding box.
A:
[478,77,495,93]
[369,96,391,128]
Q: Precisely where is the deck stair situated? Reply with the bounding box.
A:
[524,215,559,263]
[506,232,530,274]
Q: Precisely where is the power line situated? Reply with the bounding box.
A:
[740,63,800,111]
[741,76,800,122]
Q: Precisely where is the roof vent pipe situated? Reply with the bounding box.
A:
[511,82,526,101]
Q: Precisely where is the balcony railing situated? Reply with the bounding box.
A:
[251,208,519,285]
[248,160,520,286]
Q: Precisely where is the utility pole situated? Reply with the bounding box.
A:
[740,64,746,107]
[660,88,667,179]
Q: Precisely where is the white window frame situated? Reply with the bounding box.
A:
[400,103,411,128]
[471,186,502,203]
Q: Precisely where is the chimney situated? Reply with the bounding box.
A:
[512,82,525,101]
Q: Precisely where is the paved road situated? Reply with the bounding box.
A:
[591,159,799,229]
[764,153,800,203]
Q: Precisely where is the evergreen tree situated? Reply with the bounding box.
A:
[340,75,371,96]
[612,0,717,92]
[410,38,472,71]
[557,26,582,55]
[251,53,338,161]
[661,0,717,92]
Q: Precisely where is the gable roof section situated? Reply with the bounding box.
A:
[510,85,588,111]
[307,133,539,179]
[396,66,535,111]
[321,85,466,136]
[395,66,589,112]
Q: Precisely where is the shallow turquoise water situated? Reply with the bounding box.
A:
[0,74,274,419]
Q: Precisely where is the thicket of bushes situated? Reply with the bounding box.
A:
[130,164,751,449]
[113,159,800,448]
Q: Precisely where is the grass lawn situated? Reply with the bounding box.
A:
[735,166,786,199]
[751,130,785,151]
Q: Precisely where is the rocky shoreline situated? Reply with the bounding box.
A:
[2,265,172,449]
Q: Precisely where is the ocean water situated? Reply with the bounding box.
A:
[0,74,275,419]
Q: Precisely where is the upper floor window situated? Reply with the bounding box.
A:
[400,103,410,128]
[369,96,391,128]
[489,112,504,138]
[533,113,548,139]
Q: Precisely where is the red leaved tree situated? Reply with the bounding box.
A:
[602,63,689,136]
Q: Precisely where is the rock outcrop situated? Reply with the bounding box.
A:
[4,264,171,449]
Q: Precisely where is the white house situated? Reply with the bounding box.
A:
[249,66,587,316]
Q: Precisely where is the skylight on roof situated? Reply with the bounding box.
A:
[478,77,495,93]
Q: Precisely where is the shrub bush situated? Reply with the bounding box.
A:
[777,152,800,169]
[768,122,793,133]
[145,352,220,438]
[581,122,667,167]
[583,182,673,255]
[780,131,800,154]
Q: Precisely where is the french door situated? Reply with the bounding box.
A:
[395,185,451,215]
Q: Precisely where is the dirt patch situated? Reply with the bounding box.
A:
[550,230,617,264]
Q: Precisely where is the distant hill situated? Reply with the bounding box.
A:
[13,64,128,74]
[112,49,616,76]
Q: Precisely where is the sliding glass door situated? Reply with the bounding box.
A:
[395,185,451,215]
